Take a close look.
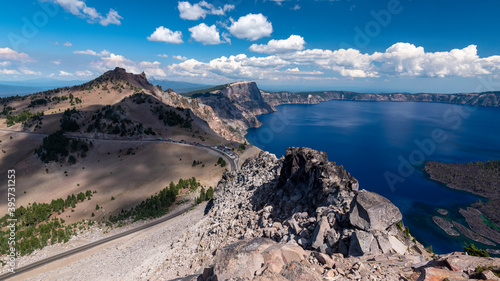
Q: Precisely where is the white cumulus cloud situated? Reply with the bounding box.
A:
[139,61,161,68]
[63,41,72,47]
[59,70,72,76]
[281,43,500,78]
[147,27,183,44]
[75,70,93,76]
[100,9,123,26]
[249,35,306,54]
[20,68,41,75]
[189,23,223,45]
[49,0,122,26]
[73,49,110,56]
[173,55,188,61]
[178,1,235,20]
[0,69,20,75]
[0,48,30,61]
[228,13,273,41]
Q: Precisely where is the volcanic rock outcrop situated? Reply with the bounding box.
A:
[205,147,420,258]
[158,147,500,280]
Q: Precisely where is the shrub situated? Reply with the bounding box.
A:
[464,243,489,257]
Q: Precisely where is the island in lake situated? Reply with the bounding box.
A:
[425,160,500,253]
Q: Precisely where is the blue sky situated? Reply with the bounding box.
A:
[1,0,500,93]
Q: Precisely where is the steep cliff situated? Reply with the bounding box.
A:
[157,81,275,142]
[263,90,500,107]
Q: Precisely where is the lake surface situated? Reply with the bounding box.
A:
[246,101,500,254]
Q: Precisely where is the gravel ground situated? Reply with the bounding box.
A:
[7,201,207,281]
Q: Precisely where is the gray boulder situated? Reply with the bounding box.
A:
[349,189,402,232]
[349,230,378,256]
[311,216,330,250]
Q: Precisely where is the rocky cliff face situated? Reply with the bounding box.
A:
[157,81,275,142]
[263,91,500,107]
[218,81,275,116]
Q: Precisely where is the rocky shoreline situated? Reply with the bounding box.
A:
[425,160,500,254]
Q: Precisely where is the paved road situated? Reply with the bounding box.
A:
[0,129,239,279]
[0,129,238,172]
[0,205,192,280]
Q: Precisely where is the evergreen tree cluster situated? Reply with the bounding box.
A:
[35,131,91,163]
[86,105,147,136]
[152,105,193,128]
[216,157,226,167]
[195,186,214,205]
[109,178,201,223]
[5,111,43,127]
[60,108,80,132]
[0,190,94,256]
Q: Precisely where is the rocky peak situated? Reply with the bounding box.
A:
[204,147,424,258]
[85,67,157,93]
[277,147,359,213]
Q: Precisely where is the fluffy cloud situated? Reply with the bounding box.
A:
[90,53,166,77]
[51,60,62,65]
[20,68,41,75]
[189,23,222,45]
[93,53,139,73]
[147,27,183,44]
[63,42,72,47]
[156,54,169,58]
[0,61,11,67]
[228,13,273,41]
[178,1,235,20]
[139,61,161,68]
[143,68,166,77]
[100,9,123,26]
[0,48,30,61]
[173,55,188,61]
[249,35,306,54]
[285,67,324,75]
[59,70,72,76]
[269,0,285,5]
[0,69,20,75]
[49,0,122,26]
[75,70,93,76]
[373,43,490,77]
[169,54,289,80]
[74,49,110,56]
[281,43,500,78]
[74,43,500,83]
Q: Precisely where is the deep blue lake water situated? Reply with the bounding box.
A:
[246,101,500,254]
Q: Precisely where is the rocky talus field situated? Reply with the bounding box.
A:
[144,147,500,281]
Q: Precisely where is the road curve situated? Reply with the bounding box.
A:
[0,129,238,172]
[0,129,238,279]
[0,205,192,280]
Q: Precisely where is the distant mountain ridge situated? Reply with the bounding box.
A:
[262,90,500,107]
[148,77,212,93]
[0,84,48,97]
